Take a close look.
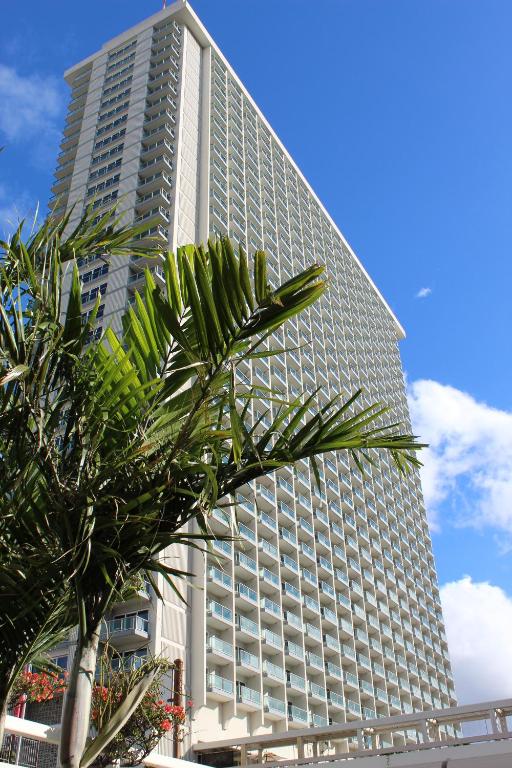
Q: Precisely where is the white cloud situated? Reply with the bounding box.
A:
[415,287,432,299]
[0,64,63,167]
[440,577,512,704]
[408,380,512,538]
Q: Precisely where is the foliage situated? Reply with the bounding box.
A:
[8,655,185,767]
[0,206,142,733]
[90,657,188,768]
[0,206,424,762]
[10,670,68,705]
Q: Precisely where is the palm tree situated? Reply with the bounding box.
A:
[1,208,148,742]
[0,209,423,766]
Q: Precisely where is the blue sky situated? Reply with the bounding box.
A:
[1,0,511,700]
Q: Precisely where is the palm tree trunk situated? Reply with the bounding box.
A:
[0,692,7,746]
[58,621,101,768]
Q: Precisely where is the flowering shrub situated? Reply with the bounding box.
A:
[10,656,191,768]
[90,675,188,768]
[10,669,67,704]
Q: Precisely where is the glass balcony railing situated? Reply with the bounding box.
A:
[309,681,326,699]
[288,704,308,723]
[305,623,321,641]
[328,690,344,708]
[260,567,279,588]
[207,636,233,658]
[263,659,285,682]
[287,672,306,691]
[346,698,361,716]
[307,651,323,670]
[235,552,257,574]
[105,614,148,635]
[262,628,282,649]
[110,650,147,671]
[284,610,302,629]
[237,684,261,707]
[206,671,234,696]
[234,579,257,603]
[259,538,278,559]
[261,597,281,617]
[325,661,343,680]
[207,600,233,623]
[281,553,298,573]
[344,671,358,687]
[208,566,233,590]
[285,640,304,660]
[283,582,301,601]
[235,614,259,637]
[264,693,286,715]
[310,713,329,727]
[236,647,260,671]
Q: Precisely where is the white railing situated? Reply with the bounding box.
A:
[192,697,512,767]
[2,715,202,768]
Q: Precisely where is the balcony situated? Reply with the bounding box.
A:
[110,649,147,672]
[281,553,299,575]
[207,635,234,664]
[145,95,177,119]
[207,566,233,596]
[206,671,234,701]
[309,681,326,701]
[307,651,324,672]
[325,661,343,681]
[235,582,258,607]
[261,628,282,652]
[284,610,302,631]
[282,581,301,605]
[139,154,173,177]
[346,698,362,718]
[256,483,275,507]
[101,614,148,647]
[134,205,170,227]
[259,511,277,535]
[137,169,173,194]
[236,647,260,674]
[262,659,285,685]
[288,703,308,727]
[236,522,255,546]
[234,551,257,576]
[286,672,306,693]
[207,600,233,628]
[285,640,304,662]
[237,683,261,711]
[235,613,259,639]
[327,690,345,709]
[305,623,321,643]
[310,712,329,727]
[264,693,286,720]
[260,566,280,593]
[236,493,255,518]
[260,596,281,621]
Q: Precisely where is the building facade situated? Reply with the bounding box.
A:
[50,0,456,755]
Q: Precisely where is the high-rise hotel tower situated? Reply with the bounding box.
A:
[50,0,456,755]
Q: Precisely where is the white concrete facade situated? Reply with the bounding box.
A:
[50,0,456,757]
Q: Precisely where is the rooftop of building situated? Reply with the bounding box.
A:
[64,0,406,340]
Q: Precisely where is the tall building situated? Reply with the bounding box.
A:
[50,0,456,756]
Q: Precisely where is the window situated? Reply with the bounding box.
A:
[81,264,109,284]
[87,175,120,197]
[81,283,107,305]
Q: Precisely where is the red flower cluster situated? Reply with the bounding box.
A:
[14,670,67,704]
